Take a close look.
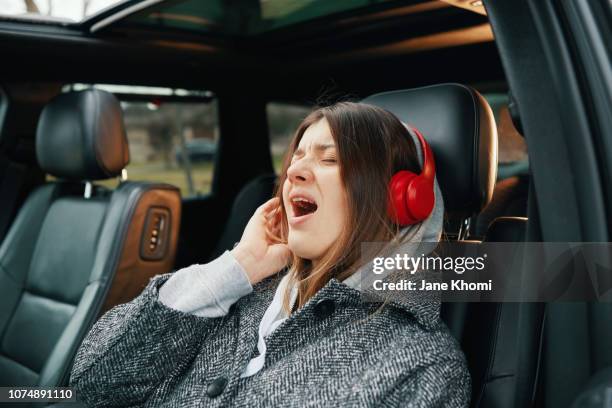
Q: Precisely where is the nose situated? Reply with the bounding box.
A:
[287,156,314,184]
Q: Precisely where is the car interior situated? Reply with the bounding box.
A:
[0,0,610,407]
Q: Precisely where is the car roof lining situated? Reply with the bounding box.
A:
[0,0,503,98]
[0,2,494,78]
[1,0,491,50]
[87,0,429,34]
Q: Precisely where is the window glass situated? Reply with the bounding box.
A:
[122,0,395,36]
[58,84,218,197]
[0,0,125,23]
[267,102,312,174]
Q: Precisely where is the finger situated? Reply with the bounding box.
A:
[266,220,282,238]
[265,208,282,227]
[267,213,281,227]
[265,223,283,243]
[254,200,279,228]
[267,222,283,242]
[259,197,280,214]
[265,229,279,244]
[267,226,282,242]
[264,205,281,220]
[265,216,275,230]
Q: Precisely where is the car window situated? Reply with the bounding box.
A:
[267,102,312,174]
[120,0,399,36]
[57,84,219,197]
[0,0,125,23]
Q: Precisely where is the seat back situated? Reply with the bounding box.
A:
[210,174,277,260]
[0,90,181,387]
[364,85,542,408]
[461,217,532,408]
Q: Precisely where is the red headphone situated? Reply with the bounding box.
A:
[387,127,436,226]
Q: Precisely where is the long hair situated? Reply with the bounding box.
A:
[273,102,422,313]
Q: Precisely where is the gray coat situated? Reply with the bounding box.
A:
[70,272,471,407]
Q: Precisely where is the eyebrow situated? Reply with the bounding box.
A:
[294,143,336,155]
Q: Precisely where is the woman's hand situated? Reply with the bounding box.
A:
[231,197,292,285]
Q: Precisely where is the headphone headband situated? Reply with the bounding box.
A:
[410,126,435,183]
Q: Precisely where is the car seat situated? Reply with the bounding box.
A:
[364,85,540,408]
[0,89,181,387]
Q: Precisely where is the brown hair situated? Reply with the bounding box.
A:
[273,102,422,313]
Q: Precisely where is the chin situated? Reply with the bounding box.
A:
[288,233,324,261]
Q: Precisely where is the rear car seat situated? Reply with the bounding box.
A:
[209,173,277,260]
[0,89,181,387]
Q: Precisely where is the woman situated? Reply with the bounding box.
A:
[70,102,470,407]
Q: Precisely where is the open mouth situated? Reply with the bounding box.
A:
[291,197,318,217]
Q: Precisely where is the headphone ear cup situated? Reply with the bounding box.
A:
[406,176,435,222]
[388,126,436,226]
[388,170,418,225]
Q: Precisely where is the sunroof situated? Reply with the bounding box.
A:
[122,0,398,36]
[0,0,126,24]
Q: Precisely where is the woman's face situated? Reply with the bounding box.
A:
[282,118,349,264]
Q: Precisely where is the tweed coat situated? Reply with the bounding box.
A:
[70,271,471,407]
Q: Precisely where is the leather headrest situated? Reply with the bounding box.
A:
[36,89,129,180]
[362,83,498,215]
